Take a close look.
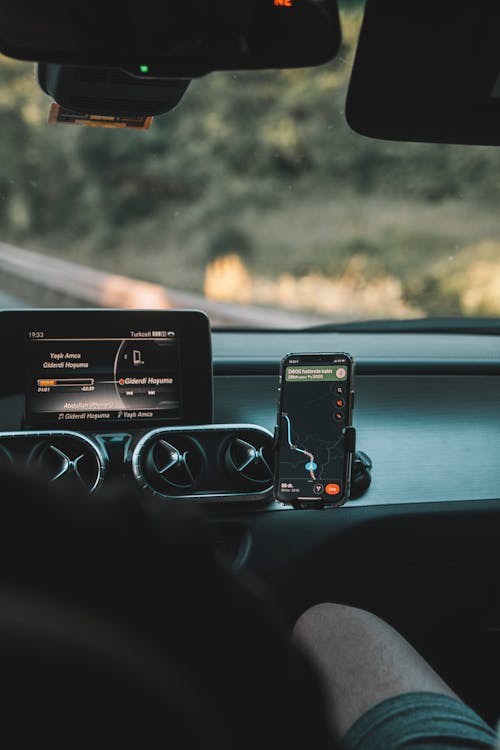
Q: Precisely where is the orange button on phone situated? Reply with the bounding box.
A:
[325,483,341,496]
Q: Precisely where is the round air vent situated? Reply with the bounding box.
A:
[224,433,273,490]
[135,434,205,497]
[133,425,274,504]
[28,435,103,493]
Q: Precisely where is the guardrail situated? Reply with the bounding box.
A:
[0,242,323,328]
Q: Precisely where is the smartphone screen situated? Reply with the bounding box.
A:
[274,353,354,506]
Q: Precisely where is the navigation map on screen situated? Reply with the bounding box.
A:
[276,357,351,502]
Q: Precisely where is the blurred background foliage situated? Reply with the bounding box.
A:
[0,2,499,320]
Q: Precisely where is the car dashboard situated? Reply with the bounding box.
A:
[0,311,499,722]
[2,323,499,506]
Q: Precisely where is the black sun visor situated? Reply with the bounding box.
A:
[346,0,500,146]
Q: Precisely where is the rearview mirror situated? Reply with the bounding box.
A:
[0,1,342,77]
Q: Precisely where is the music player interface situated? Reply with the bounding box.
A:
[27,328,181,425]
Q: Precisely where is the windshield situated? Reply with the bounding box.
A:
[0,4,499,329]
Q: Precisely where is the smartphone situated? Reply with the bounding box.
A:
[274,352,355,507]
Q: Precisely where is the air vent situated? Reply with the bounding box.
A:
[140,435,205,496]
[224,435,273,489]
[132,425,274,504]
[28,435,103,493]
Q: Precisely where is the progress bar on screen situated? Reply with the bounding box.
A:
[37,378,95,388]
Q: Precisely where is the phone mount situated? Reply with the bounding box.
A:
[343,427,373,500]
[350,449,373,500]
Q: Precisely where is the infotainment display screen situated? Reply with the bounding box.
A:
[2,310,212,428]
